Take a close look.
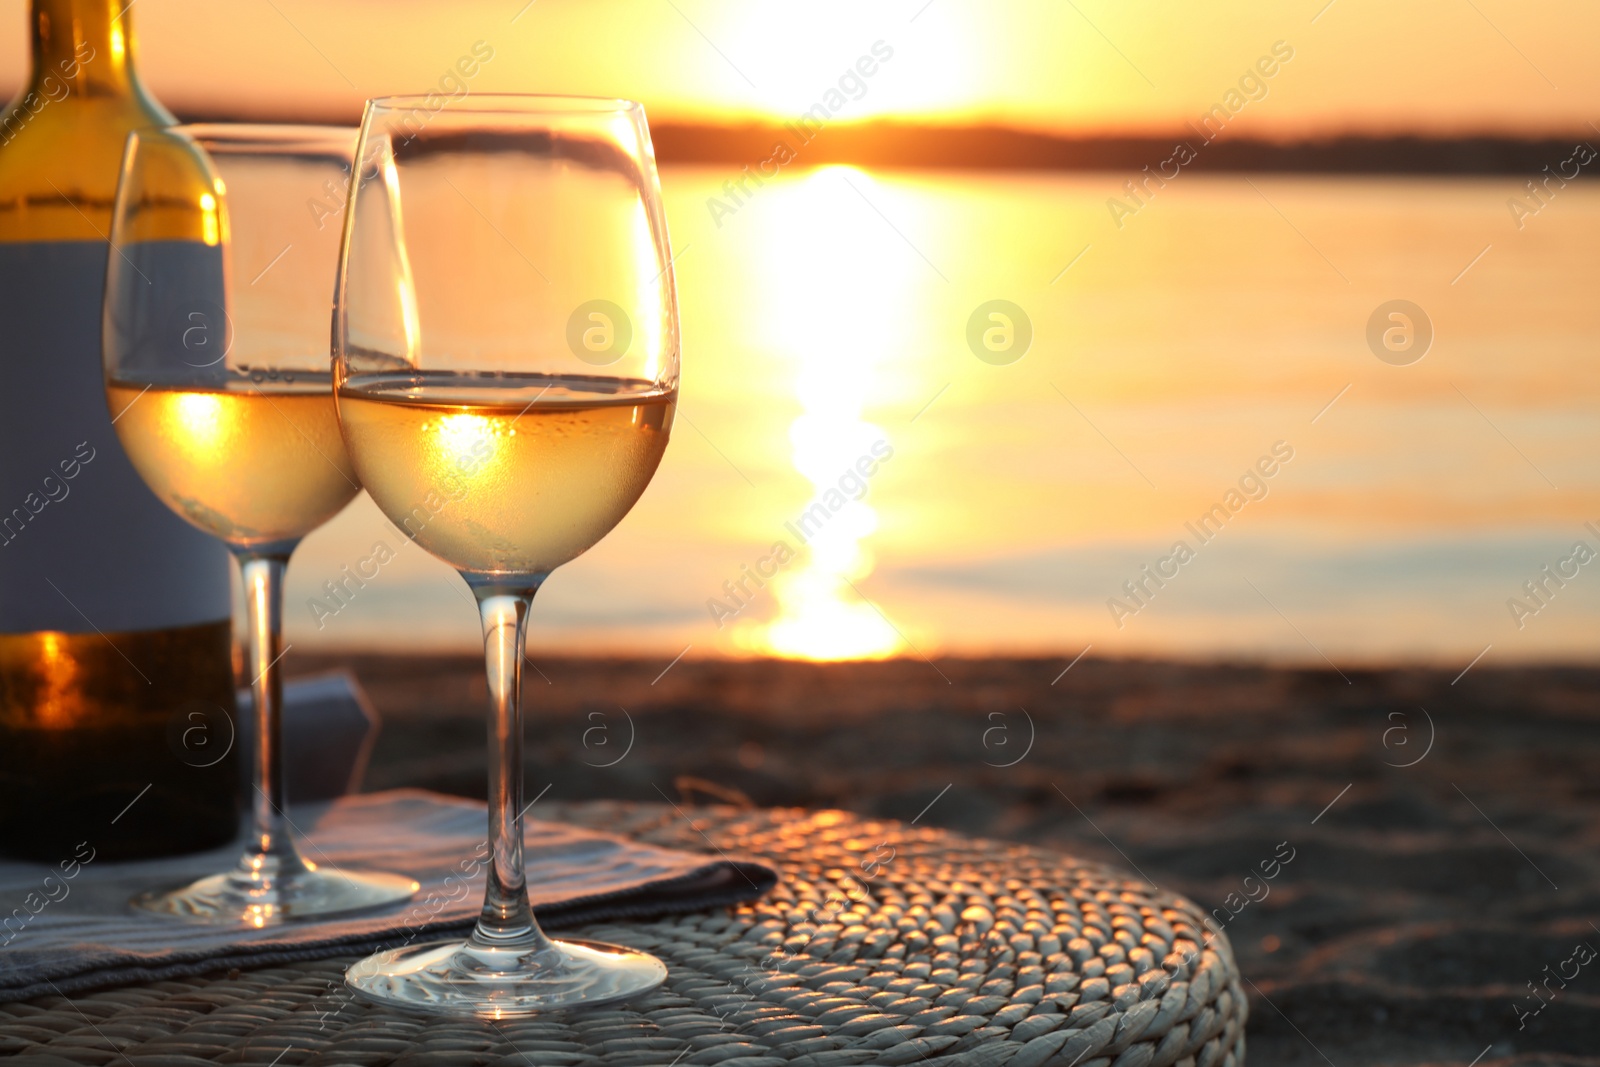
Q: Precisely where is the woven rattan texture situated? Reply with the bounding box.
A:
[0,802,1246,1067]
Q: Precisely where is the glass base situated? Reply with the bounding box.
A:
[131,859,419,925]
[345,936,669,1016]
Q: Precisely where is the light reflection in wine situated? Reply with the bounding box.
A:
[433,411,501,458]
[737,167,903,661]
[174,391,225,447]
[35,632,78,727]
[198,191,221,247]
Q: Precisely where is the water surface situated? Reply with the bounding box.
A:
[286,167,1600,668]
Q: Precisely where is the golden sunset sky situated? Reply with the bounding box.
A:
[2,0,1595,137]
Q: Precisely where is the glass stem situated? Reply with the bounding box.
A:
[470,587,551,950]
[236,551,305,875]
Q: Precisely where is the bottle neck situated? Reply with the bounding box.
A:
[31,0,138,97]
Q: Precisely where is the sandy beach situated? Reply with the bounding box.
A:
[285,653,1598,1065]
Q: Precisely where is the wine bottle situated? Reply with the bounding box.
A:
[0,0,239,860]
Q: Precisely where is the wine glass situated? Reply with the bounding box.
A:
[334,96,677,1015]
[104,124,419,922]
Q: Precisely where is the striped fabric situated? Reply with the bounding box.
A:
[0,789,774,1000]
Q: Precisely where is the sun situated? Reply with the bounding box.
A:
[708,3,983,126]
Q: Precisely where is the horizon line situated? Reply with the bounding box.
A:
[164,112,1594,174]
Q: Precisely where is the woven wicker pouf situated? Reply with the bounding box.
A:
[0,802,1246,1067]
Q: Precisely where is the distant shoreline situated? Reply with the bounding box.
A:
[646,123,1596,175]
[167,109,1596,174]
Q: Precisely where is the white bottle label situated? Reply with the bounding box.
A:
[0,241,231,633]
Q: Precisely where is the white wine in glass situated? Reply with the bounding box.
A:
[105,125,418,923]
[337,373,674,575]
[336,96,679,1016]
[107,374,357,547]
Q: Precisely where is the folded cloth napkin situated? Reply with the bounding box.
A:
[0,789,775,1001]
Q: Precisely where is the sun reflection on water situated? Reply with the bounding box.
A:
[737,167,905,661]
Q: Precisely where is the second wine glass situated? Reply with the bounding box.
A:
[335,95,679,1015]
[104,124,419,923]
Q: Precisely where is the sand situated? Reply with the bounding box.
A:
[292,653,1600,1066]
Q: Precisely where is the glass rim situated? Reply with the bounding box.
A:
[365,93,645,117]
[151,122,358,152]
